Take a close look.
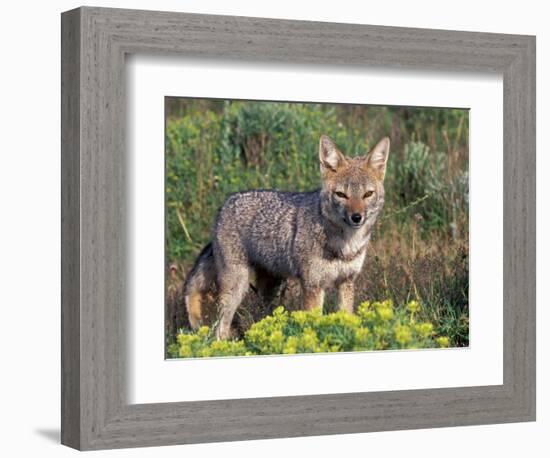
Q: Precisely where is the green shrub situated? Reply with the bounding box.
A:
[384,141,468,232]
[167,300,452,358]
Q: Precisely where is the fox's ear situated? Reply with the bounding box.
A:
[365,137,390,180]
[319,135,346,175]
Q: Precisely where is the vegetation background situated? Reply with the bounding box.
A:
[165,98,469,353]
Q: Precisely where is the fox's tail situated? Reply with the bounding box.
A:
[183,242,216,329]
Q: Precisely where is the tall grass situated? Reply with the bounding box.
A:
[165,98,469,348]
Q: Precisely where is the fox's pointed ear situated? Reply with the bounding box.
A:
[319,135,346,176]
[365,137,390,180]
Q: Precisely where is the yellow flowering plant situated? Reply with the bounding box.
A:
[168,300,454,358]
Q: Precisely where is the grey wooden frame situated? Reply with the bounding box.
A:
[61,6,536,451]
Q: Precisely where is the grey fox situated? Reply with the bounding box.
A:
[184,135,390,339]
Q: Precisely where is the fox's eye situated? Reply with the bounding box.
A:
[363,190,375,199]
[335,191,348,199]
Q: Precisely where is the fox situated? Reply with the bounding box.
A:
[183,134,390,339]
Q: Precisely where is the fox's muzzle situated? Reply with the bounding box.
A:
[344,211,365,228]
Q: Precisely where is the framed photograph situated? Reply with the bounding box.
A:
[61,6,536,450]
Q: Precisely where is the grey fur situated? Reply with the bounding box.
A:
[184,135,390,339]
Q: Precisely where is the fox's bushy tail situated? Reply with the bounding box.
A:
[183,242,216,329]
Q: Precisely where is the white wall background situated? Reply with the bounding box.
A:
[0,0,546,456]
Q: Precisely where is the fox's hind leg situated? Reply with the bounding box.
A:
[183,243,216,330]
[216,264,250,340]
[186,291,204,330]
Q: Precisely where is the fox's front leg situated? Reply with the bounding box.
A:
[302,285,325,311]
[338,280,355,313]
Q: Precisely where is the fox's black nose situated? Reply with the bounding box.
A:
[351,213,362,224]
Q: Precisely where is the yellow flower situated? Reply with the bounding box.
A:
[268,330,285,352]
[381,299,394,309]
[436,336,450,348]
[358,301,371,312]
[360,310,377,322]
[394,324,412,345]
[177,333,199,347]
[322,310,361,328]
[197,347,212,357]
[291,310,308,326]
[415,322,434,338]
[179,346,193,358]
[283,336,299,354]
[354,327,370,346]
[407,300,421,313]
[377,306,394,321]
[197,326,210,338]
[373,300,394,321]
[299,328,319,351]
[272,306,287,317]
